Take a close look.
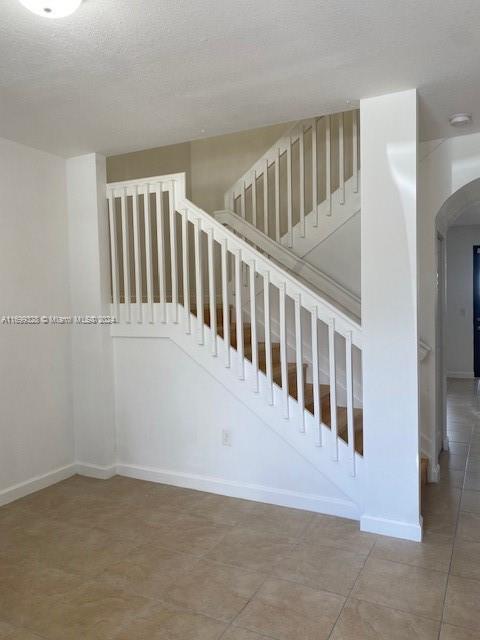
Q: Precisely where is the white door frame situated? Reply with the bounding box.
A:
[436,231,448,455]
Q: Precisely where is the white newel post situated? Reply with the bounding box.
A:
[67,154,116,475]
[360,90,422,541]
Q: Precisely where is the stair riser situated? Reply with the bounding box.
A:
[203,306,364,456]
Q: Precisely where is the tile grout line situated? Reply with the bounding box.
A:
[216,570,275,640]
[325,533,377,639]
[217,516,316,639]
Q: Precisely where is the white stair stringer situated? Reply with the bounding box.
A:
[214,209,431,367]
[111,306,365,519]
[214,209,361,320]
[283,173,361,259]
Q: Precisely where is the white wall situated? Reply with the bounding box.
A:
[113,337,352,512]
[303,212,361,298]
[67,154,116,473]
[360,90,421,540]
[446,224,480,377]
[419,131,480,469]
[0,137,74,501]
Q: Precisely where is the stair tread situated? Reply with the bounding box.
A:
[304,382,331,401]
[195,305,364,457]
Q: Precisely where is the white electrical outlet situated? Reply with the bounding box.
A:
[222,429,232,446]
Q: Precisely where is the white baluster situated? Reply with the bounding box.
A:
[328,318,338,460]
[299,127,305,238]
[295,294,305,431]
[275,148,280,242]
[251,170,257,228]
[249,260,258,392]
[181,209,191,334]
[221,238,230,368]
[235,249,244,380]
[325,115,331,216]
[194,217,204,345]
[169,180,178,323]
[143,184,154,323]
[241,183,246,219]
[208,227,217,356]
[353,110,359,193]
[312,119,318,227]
[339,112,345,205]
[287,139,293,247]
[263,271,273,405]
[279,282,289,418]
[346,330,356,476]
[311,305,321,446]
[107,192,120,322]
[120,188,131,323]
[156,183,167,323]
[263,159,269,236]
[132,185,143,323]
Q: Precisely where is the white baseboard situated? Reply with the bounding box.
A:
[0,464,76,507]
[3,461,425,540]
[0,459,358,521]
[116,463,360,520]
[447,371,474,379]
[360,514,423,542]
[75,462,117,480]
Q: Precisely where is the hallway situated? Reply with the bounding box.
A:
[421,378,480,637]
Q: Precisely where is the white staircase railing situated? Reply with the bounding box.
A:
[107,172,363,480]
[214,208,361,321]
[224,109,360,252]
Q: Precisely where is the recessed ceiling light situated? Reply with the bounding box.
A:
[19,0,82,18]
[449,113,472,127]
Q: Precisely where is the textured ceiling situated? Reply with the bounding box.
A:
[1,0,480,157]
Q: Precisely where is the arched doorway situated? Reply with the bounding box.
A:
[435,177,480,463]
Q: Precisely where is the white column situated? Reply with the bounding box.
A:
[67,154,116,476]
[360,89,422,541]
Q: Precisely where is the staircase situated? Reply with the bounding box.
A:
[106,165,365,516]
[104,99,436,529]
[213,107,431,490]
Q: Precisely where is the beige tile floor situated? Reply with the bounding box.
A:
[1,379,480,639]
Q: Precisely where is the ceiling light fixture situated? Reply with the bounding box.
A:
[19,0,82,18]
[449,113,472,127]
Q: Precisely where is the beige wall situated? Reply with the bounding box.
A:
[0,137,74,493]
[106,123,290,213]
[107,142,192,197]
[189,123,290,212]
